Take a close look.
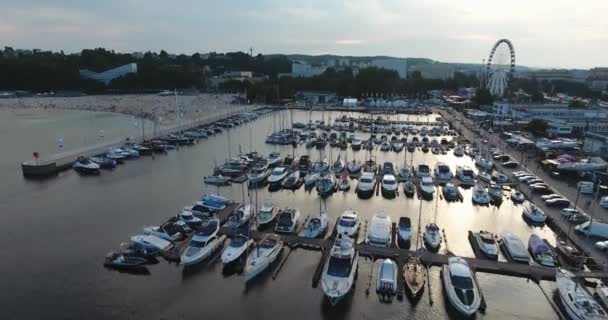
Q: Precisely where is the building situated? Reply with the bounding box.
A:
[409,63,454,80]
[584,133,608,157]
[294,91,337,105]
[208,71,263,88]
[529,69,574,82]
[371,59,408,79]
[291,61,327,77]
[79,63,137,85]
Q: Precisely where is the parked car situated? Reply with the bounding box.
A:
[545,198,571,208]
[569,213,591,224]
[502,161,518,168]
[600,196,608,209]
[561,208,580,218]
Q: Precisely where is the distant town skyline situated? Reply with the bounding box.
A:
[1,0,607,69]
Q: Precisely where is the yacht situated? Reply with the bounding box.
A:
[453,145,465,157]
[332,157,345,174]
[472,230,498,259]
[297,155,311,174]
[247,163,270,186]
[403,256,426,297]
[398,164,412,181]
[267,166,289,187]
[434,162,453,183]
[317,174,337,198]
[143,224,183,242]
[382,161,395,175]
[475,156,493,171]
[220,158,247,177]
[381,174,398,198]
[274,208,300,233]
[397,217,412,249]
[528,234,556,267]
[221,234,254,265]
[302,211,329,238]
[257,200,278,227]
[351,137,363,150]
[177,209,204,227]
[557,268,608,320]
[403,180,416,197]
[416,164,431,179]
[511,189,526,203]
[376,259,398,298]
[130,234,174,252]
[500,231,529,263]
[442,257,482,316]
[419,176,435,199]
[224,204,253,229]
[356,172,376,199]
[380,141,391,151]
[488,185,503,201]
[472,185,491,205]
[180,219,226,266]
[281,170,302,190]
[442,183,460,201]
[423,223,442,251]
[522,201,547,223]
[456,165,476,186]
[267,152,282,167]
[321,235,359,306]
[391,139,404,152]
[304,172,321,189]
[336,210,360,237]
[204,175,231,186]
[366,213,392,247]
[72,157,100,175]
[478,170,492,183]
[346,161,362,175]
[338,174,350,191]
[90,156,117,169]
[244,234,283,282]
[312,159,330,174]
[201,193,229,211]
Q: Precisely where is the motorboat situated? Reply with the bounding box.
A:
[281,170,302,189]
[528,234,556,267]
[380,141,391,151]
[556,239,586,267]
[180,219,226,266]
[321,235,359,306]
[347,161,362,175]
[267,152,282,167]
[423,223,441,252]
[391,140,404,152]
[442,256,482,316]
[274,208,300,233]
[472,230,498,259]
[90,156,117,169]
[472,185,491,205]
[351,137,363,150]
[130,234,174,252]
[220,158,247,177]
[442,183,460,201]
[201,193,229,211]
[247,163,270,186]
[475,156,493,171]
[453,145,465,157]
[510,189,525,203]
[557,268,608,320]
[363,159,378,173]
[381,174,398,198]
[204,175,231,186]
[302,211,329,238]
[177,209,204,226]
[477,171,492,183]
[221,234,254,265]
[297,155,311,174]
[500,231,529,263]
[73,156,100,175]
[244,234,283,282]
[336,210,360,237]
[304,172,321,189]
[403,256,426,297]
[143,224,183,242]
[312,159,330,174]
[104,252,149,271]
[257,200,278,227]
[382,161,395,175]
[416,164,431,179]
[403,180,416,197]
[366,213,392,247]
[434,162,452,183]
[356,172,376,199]
[105,148,126,162]
[376,259,398,299]
[492,172,509,184]
[419,176,435,199]
[488,185,503,201]
[317,174,337,198]
[407,144,416,152]
[267,166,289,187]
[397,217,412,249]
[338,174,350,191]
[522,201,547,223]
[224,204,253,228]
[421,144,430,153]
[456,165,476,186]
[398,164,412,181]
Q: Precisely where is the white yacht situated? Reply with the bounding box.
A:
[221,234,254,265]
[472,185,491,205]
[321,235,359,306]
[376,259,398,298]
[366,213,392,247]
[356,172,376,198]
[336,210,360,237]
[511,189,526,203]
[416,164,431,179]
[274,208,300,233]
[500,231,529,263]
[398,163,412,181]
[423,223,442,251]
[304,172,321,189]
[244,234,283,282]
[247,163,270,186]
[475,156,494,171]
[267,166,289,186]
[130,234,174,252]
[257,200,278,227]
[302,210,329,238]
[557,268,608,320]
[351,137,363,150]
[224,204,253,228]
[434,162,453,183]
[477,170,492,183]
[72,157,100,175]
[522,201,547,223]
[442,257,482,316]
[180,219,226,266]
[267,152,282,167]
[456,165,476,186]
[419,176,435,198]
[528,234,556,268]
[472,230,498,259]
[381,174,398,198]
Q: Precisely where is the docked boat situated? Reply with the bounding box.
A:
[297,155,311,174]
[336,210,360,237]
[351,137,363,150]
[488,185,503,201]
[453,145,465,157]
[472,185,491,205]
[90,156,117,169]
[143,224,183,242]
[281,170,302,189]
[557,268,608,320]
[472,230,498,259]
[403,256,426,297]
[131,234,174,252]
[475,156,494,171]
[478,170,492,183]
[416,164,431,179]
[500,231,529,263]
[201,193,229,211]
[247,163,270,186]
[204,175,232,186]
[321,235,359,306]
[376,259,398,298]
[382,161,395,175]
[379,141,391,152]
[391,140,404,152]
[456,165,476,186]
[267,166,289,187]
[338,174,350,191]
[397,217,412,249]
[180,219,226,266]
[381,174,398,198]
[363,159,378,173]
[317,174,337,198]
[419,176,435,199]
[224,204,253,228]
[257,200,278,227]
[367,213,392,247]
[442,256,482,316]
[442,183,460,201]
[221,234,254,265]
[398,164,412,181]
[302,211,329,238]
[220,158,247,177]
[522,201,547,223]
[73,156,100,175]
[528,234,556,267]
[346,160,362,175]
[177,209,204,226]
[267,152,282,167]
[510,189,526,203]
[244,234,283,282]
[423,223,442,251]
[104,252,149,271]
[356,172,376,199]
[332,157,345,174]
[492,171,509,184]
[403,180,416,197]
[274,208,300,233]
[434,162,453,183]
[304,172,321,189]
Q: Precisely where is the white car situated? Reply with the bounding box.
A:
[601,196,608,209]
[595,240,608,251]
[541,194,562,201]
[561,208,580,218]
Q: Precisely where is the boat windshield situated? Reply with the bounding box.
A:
[272,168,285,175]
[327,256,352,277]
[451,275,473,289]
[189,239,207,248]
[384,179,395,185]
[230,236,247,247]
[339,218,356,227]
[198,220,218,236]
[277,213,294,225]
[361,177,373,183]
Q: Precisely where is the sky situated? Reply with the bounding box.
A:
[0,0,607,69]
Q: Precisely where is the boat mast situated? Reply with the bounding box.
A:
[415,195,423,250]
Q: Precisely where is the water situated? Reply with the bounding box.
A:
[0,108,559,319]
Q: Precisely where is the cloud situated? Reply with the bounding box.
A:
[335,39,364,45]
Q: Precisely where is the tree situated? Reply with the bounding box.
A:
[473,87,494,106]
[525,119,548,136]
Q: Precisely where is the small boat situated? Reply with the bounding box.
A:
[434,162,452,183]
[380,141,391,151]
[267,166,289,187]
[391,140,404,152]
[351,137,363,150]
[356,172,376,199]
[180,219,226,266]
[488,185,503,201]
[366,213,392,247]
[493,172,509,184]
[347,160,362,175]
[130,234,174,252]
[453,145,465,157]
[281,170,302,189]
[90,156,117,169]
[177,209,204,226]
[442,183,460,201]
[510,189,525,203]
[304,172,321,189]
[442,256,482,316]
[244,234,283,282]
[500,231,529,263]
[528,234,556,267]
[397,217,412,249]
[522,201,547,223]
[317,174,337,198]
[421,144,430,153]
[338,174,350,191]
[312,159,330,174]
[473,230,498,259]
[456,165,476,186]
[336,210,360,237]
[382,161,395,175]
[143,225,183,242]
[478,170,492,183]
[423,223,441,252]
[224,204,253,228]
[407,144,416,152]
[363,159,377,173]
[257,200,278,227]
[274,208,300,233]
[403,180,416,197]
[403,256,426,297]
[321,235,359,306]
[555,238,586,267]
[247,163,270,186]
[419,176,435,199]
[204,175,232,186]
[267,152,282,167]
[472,185,491,205]
[398,164,412,181]
[475,156,494,171]
[431,146,440,154]
[221,234,254,265]
[201,193,229,211]
[381,174,398,198]
[73,156,100,175]
[557,268,608,320]
[302,211,329,238]
[332,156,345,174]
[376,259,398,298]
[416,164,431,179]
[104,252,149,271]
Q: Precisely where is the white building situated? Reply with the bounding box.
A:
[409,63,454,80]
[371,59,408,79]
[79,63,137,85]
[291,61,327,77]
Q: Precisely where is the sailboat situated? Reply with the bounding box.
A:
[403,198,427,298]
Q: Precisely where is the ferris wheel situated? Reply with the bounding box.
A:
[485,39,515,98]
